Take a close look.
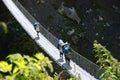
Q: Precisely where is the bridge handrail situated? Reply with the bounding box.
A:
[12,0,104,78]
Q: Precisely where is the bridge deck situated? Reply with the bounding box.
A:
[2,0,97,80]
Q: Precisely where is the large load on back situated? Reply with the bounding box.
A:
[57,39,72,65]
[57,39,64,49]
[62,42,71,56]
[62,42,72,65]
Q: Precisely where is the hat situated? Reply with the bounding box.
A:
[34,21,40,26]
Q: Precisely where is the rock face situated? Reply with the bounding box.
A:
[86,8,93,13]
[19,0,120,61]
[71,35,79,45]
[58,2,81,24]
[67,29,75,35]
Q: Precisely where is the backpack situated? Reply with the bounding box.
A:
[57,39,64,49]
[63,46,71,55]
[63,46,72,59]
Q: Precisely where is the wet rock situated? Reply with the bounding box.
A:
[118,44,120,47]
[71,35,79,45]
[106,22,110,27]
[118,36,120,39]
[84,27,87,29]
[78,33,84,38]
[101,36,104,40]
[64,18,66,20]
[41,0,45,3]
[98,16,103,21]
[67,29,75,35]
[58,2,81,24]
[112,5,118,10]
[58,25,61,27]
[86,8,93,13]
[96,33,99,36]
[93,18,98,22]
[103,24,106,27]
[30,7,33,10]
[106,43,109,46]
[36,0,40,4]
[36,0,45,4]
[16,28,19,31]
[81,23,85,26]
[33,13,36,17]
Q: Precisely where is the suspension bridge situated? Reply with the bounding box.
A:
[2,0,104,79]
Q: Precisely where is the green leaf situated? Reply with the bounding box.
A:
[13,66,19,74]
[0,61,12,72]
[33,63,42,71]
[0,22,8,33]
[24,55,37,62]
[94,41,120,80]
[24,68,30,75]
[34,53,45,60]
[0,53,55,80]
[14,60,26,69]
[7,53,23,62]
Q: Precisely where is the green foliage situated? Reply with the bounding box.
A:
[69,75,76,80]
[0,53,55,80]
[0,61,12,73]
[0,22,8,34]
[93,40,120,80]
[0,22,74,80]
[0,53,74,80]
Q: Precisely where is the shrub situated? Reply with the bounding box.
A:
[0,53,54,80]
[93,40,120,80]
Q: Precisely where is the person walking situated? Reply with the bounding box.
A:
[34,21,40,38]
[62,42,72,65]
[57,39,64,59]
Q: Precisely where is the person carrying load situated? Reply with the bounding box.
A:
[62,42,72,65]
[57,39,64,59]
[33,21,40,38]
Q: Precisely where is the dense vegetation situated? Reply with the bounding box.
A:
[0,53,55,80]
[93,40,120,80]
[0,22,75,80]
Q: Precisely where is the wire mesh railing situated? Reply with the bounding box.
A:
[12,0,104,78]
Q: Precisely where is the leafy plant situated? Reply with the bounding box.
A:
[93,40,120,80]
[0,53,75,80]
[0,53,54,80]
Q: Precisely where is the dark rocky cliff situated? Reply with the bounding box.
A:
[18,0,120,62]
